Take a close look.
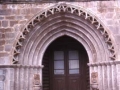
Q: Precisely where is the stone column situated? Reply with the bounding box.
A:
[5,65,43,90]
[111,62,117,90]
[116,63,120,90]
[98,64,103,90]
[10,68,15,90]
[0,69,6,90]
[107,63,112,90]
[102,64,108,90]
[88,61,120,90]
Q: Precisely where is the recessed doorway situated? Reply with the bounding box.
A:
[42,36,90,90]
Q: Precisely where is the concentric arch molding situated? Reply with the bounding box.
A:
[12,3,116,64]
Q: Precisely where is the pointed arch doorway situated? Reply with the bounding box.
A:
[11,3,117,90]
[42,36,90,90]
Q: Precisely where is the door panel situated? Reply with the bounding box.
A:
[53,77,66,90]
[52,50,81,90]
[68,77,80,90]
[54,51,65,75]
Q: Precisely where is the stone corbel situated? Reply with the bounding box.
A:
[90,72,99,90]
[33,74,42,90]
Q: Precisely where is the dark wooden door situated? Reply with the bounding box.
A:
[50,48,88,90]
[43,36,89,90]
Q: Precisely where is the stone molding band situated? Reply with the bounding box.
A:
[88,60,120,66]
[1,61,119,68]
[0,65,44,68]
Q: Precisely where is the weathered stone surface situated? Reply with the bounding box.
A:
[5,39,14,44]
[0,58,5,64]
[0,52,9,57]
[0,21,1,27]
[15,16,24,20]
[0,17,4,20]
[0,28,5,33]
[0,1,119,90]
[0,40,5,46]
[5,33,15,39]
[4,28,13,33]
[19,20,27,24]
[5,16,15,20]
[0,46,4,51]
[5,45,12,52]
[105,13,114,19]
[0,33,5,39]
[115,35,120,45]
[108,26,119,34]
[2,21,9,27]
[20,9,31,15]
[0,9,11,15]
[10,21,18,27]
[117,64,120,72]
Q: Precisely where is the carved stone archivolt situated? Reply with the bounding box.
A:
[12,3,116,64]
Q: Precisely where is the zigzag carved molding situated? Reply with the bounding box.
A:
[12,3,116,64]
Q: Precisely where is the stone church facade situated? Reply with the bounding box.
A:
[0,1,120,90]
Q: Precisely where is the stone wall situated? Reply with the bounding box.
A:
[0,1,120,90]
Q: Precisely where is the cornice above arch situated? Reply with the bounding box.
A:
[12,3,116,64]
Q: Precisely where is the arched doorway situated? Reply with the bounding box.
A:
[10,3,117,90]
[42,36,90,90]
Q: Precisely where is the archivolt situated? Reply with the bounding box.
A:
[12,3,116,64]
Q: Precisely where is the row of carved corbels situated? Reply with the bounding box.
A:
[88,61,120,67]
[12,4,116,64]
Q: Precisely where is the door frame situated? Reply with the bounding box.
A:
[43,36,89,90]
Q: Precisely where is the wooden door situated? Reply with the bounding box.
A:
[43,36,89,90]
[51,49,88,90]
